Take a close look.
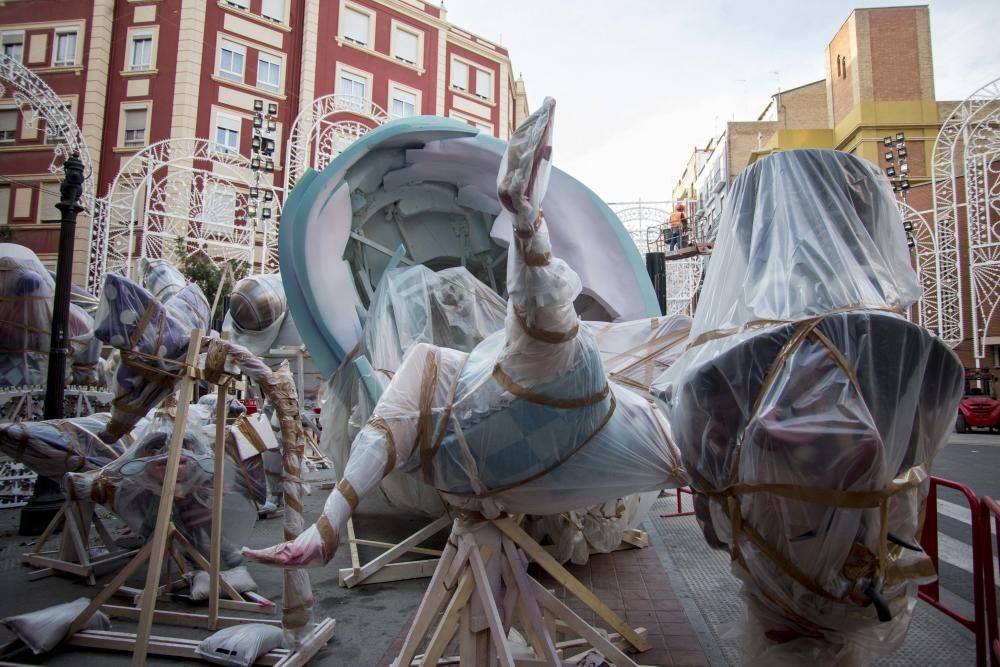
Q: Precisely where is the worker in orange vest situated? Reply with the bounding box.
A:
[667,203,687,251]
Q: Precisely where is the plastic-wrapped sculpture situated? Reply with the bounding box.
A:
[245,98,687,568]
[65,412,266,566]
[0,244,96,388]
[0,413,138,478]
[652,149,964,664]
[94,273,210,442]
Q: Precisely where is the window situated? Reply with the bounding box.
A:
[214,113,241,153]
[0,110,16,143]
[123,108,147,147]
[338,70,366,111]
[0,186,9,226]
[130,34,153,70]
[257,53,281,92]
[219,40,246,83]
[261,0,285,22]
[392,25,419,66]
[1,32,24,63]
[53,29,78,67]
[342,6,370,47]
[451,59,468,91]
[390,88,417,119]
[226,0,250,8]
[475,68,492,101]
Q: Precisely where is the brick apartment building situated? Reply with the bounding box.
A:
[0,0,530,279]
[672,5,1000,369]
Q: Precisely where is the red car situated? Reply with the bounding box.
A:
[956,368,1000,433]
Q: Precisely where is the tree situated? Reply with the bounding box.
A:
[173,237,247,323]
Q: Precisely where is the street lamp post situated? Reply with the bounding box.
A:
[18,152,85,535]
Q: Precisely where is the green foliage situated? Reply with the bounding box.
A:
[173,237,247,322]
[0,225,15,241]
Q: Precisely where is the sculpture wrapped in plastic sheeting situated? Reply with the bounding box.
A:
[222,274,288,357]
[0,246,95,388]
[0,413,138,479]
[651,149,964,665]
[138,257,187,303]
[244,97,687,569]
[65,412,265,566]
[94,273,210,442]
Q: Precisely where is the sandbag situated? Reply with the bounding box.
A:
[185,566,258,601]
[2,598,110,654]
[196,623,283,667]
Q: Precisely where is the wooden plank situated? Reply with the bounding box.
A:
[529,580,639,667]
[351,538,443,557]
[342,514,450,587]
[467,546,515,667]
[67,629,290,666]
[339,558,439,587]
[29,502,66,554]
[494,517,649,652]
[346,517,361,577]
[422,564,476,667]
[132,330,202,667]
[272,617,338,667]
[394,536,459,667]
[208,375,230,628]
[24,553,88,576]
[621,529,649,549]
[101,604,281,629]
[502,538,560,665]
[67,539,154,636]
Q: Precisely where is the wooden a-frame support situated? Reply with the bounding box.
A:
[392,513,651,667]
[0,330,335,666]
[339,514,451,588]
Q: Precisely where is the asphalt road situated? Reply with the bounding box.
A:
[925,431,1000,613]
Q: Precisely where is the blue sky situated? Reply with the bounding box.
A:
[442,0,1000,201]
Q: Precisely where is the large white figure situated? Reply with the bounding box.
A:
[245,98,686,567]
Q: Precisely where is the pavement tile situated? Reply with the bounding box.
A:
[652,597,685,612]
[626,610,659,625]
[624,597,654,611]
[638,648,673,665]
[660,621,696,636]
[670,650,710,666]
[666,635,706,652]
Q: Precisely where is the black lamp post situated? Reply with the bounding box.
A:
[18,152,85,535]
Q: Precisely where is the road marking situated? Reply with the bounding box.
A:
[938,498,972,526]
[937,532,1000,583]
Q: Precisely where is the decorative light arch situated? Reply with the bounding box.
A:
[609,202,703,317]
[897,200,936,326]
[96,138,282,284]
[284,94,390,193]
[930,76,1000,351]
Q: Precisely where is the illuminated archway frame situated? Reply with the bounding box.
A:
[0,54,97,273]
[609,203,703,317]
[931,76,1000,357]
[98,138,283,284]
[897,201,936,326]
[284,94,391,193]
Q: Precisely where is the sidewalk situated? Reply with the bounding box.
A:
[0,483,977,665]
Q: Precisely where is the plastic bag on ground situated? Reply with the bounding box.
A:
[652,149,964,665]
[2,597,110,654]
[196,623,283,667]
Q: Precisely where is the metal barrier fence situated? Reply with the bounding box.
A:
[982,495,1000,667]
[660,476,1000,665]
[919,476,989,665]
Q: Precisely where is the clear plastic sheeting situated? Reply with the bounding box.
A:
[244,98,687,569]
[652,149,964,665]
[322,264,507,517]
[222,274,288,357]
[2,598,110,655]
[66,412,262,566]
[138,257,187,303]
[0,413,137,478]
[95,273,210,442]
[0,249,94,388]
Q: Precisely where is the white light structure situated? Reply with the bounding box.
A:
[0,54,100,289]
[284,94,390,193]
[608,201,704,316]
[931,76,1000,359]
[897,200,936,326]
[96,138,282,284]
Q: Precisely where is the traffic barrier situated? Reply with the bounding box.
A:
[919,475,989,666]
[981,496,1000,667]
[660,486,695,518]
